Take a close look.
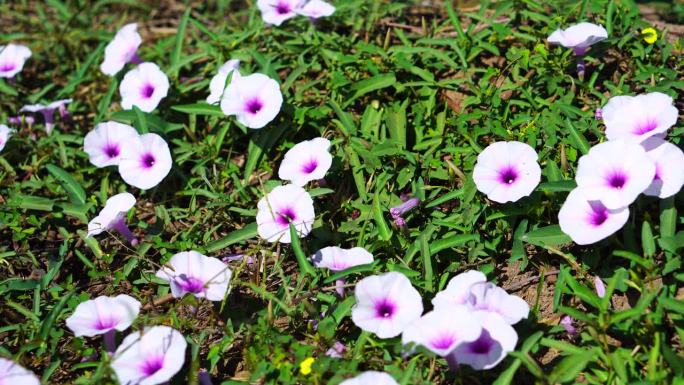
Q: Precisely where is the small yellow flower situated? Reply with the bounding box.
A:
[299,357,315,375]
[642,27,658,44]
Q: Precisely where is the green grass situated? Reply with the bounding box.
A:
[1,0,683,384]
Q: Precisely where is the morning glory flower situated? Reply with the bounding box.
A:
[0,358,40,385]
[20,99,72,135]
[83,121,139,168]
[432,270,487,308]
[119,62,169,112]
[642,138,684,198]
[547,22,608,55]
[297,0,336,19]
[339,371,399,385]
[447,311,518,370]
[100,23,142,76]
[0,124,11,152]
[257,0,304,26]
[87,192,139,245]
[311,246,373,271]
[256,184,315,243]
[156,251,232,301]
[65,294,141,337]
[111,326,187,385]
[465,282,530,325]
[401,305,482,356]
[351,271,423,339]
[0,44,32,78]
[207,59,241,105]
[278,137,333,186]
[118,133,172,190]
[601,93,678,143]
[220,73,283,129]
[558,188,630,245]
[575,140,655,210]
[473,141,541,203]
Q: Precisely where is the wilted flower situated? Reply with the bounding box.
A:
[447,311,518,370]
[257,0,304,26]
[20,99,72,135]
[119,62,169,112]
[111,326,187,385]
[601,93,678,143]
[325,341,346,358]
[0,358,40,385]
[465,282,529,325]
[642,138,684,198]
[339,371,399,385]
[220,73,283,129]
[594,276,606,298]
[575,140,655,210]
[278,137,333,186]
[118,133,172,189]
[473,141,541,203]
[432,270,487,308]
[311,246,373,271]
[0,44,32,78]
[256,184,315,243]
[297,0,336,19]
[207,59,241,105]
[558,188,629,245]
[547,22,608,55]
[641,27,658,44]
[87,192,139,245]
[101,23,142,76]
[83,121,139,168]
[560,315,577,335]
[351,271,423,338]
[0,124,11,152]
[402,305,482,356]
[65,294,141,337]
[156,251,232,301]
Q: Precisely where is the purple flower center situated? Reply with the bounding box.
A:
[178,276,205,294]
[276,207,297,226]
[140,83,155,99]
[0,62,15,72]
[468,330,496,354]
[245,98,263,114]
[430,334,455,350]
[301,159,318,174]
[588,201,609,226]
[498,166,518,185]
[275,2,291,14]
[606,172,627,189]
[141,153,156,169]
[374,298,396,319]
[103,144,120,158]
[140,356,165,377]
[633,119,659,135]
[94,317,119,331]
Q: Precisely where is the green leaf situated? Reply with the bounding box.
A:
[289,224,316,277]
[430,234,479,254]
[46,164,86,205]
[565,118,590,155]
[170,8,191,79]
[522,225,572,247]
[7,194,55,211]
[0,79,19,96]
[345,73,396,107]
[549,351,594,383]
[373,194,392,241]
[641,220,656,258]
[205,223,258,252]
[172,103,224,116]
